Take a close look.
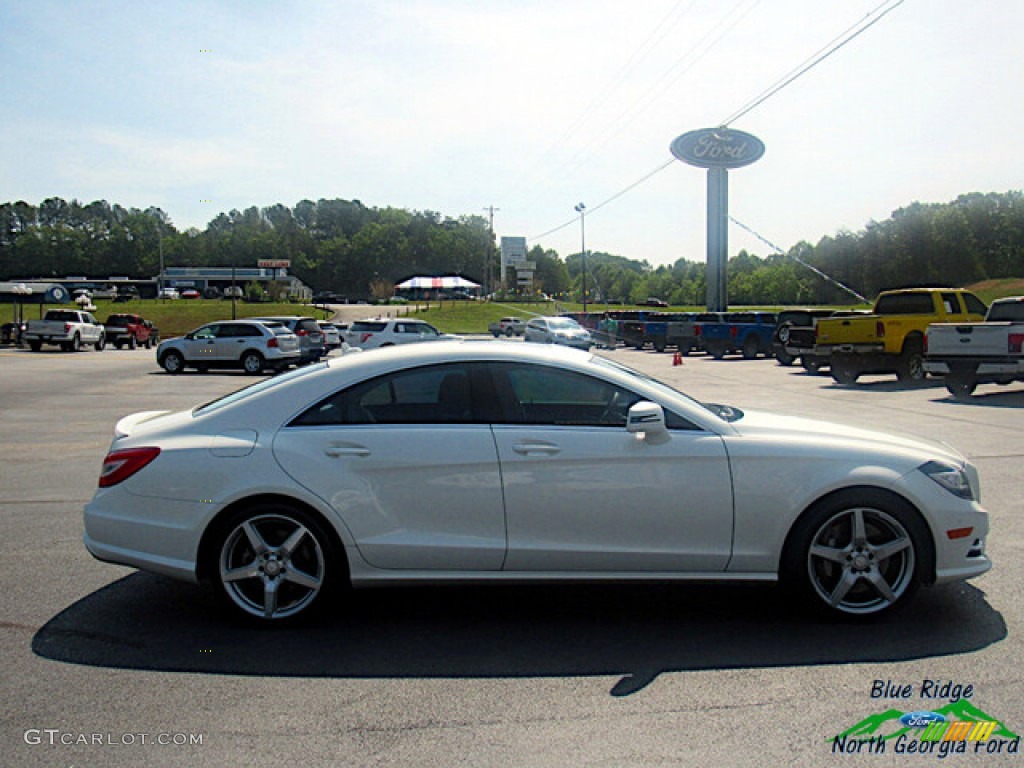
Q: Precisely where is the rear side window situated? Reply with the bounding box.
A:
[963,293,989,317]
[290,364,477,426]
[350,321,387,332]
[875,293,935,314]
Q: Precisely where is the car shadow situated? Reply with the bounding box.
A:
[930,389,1024,408]
[33,575,1006,696]
[826,378,947,392]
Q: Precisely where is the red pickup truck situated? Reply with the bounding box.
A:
[104,313,159,349]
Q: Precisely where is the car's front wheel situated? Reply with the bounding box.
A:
[214,504,336,623]
[783,489,926,617]
[161,350,185,374]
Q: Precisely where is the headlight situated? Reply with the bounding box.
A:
[919,460,975,500]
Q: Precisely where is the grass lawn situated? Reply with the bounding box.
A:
[72,299,338,339]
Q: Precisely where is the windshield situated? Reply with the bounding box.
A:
[193,362,329,415]
[550,318,581,330]
[591,355,743,422]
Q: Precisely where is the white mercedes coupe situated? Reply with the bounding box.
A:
[84,341,990,623]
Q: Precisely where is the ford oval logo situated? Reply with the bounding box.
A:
[899,711,947,728]
[670,127,765,169]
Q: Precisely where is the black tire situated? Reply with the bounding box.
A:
[707,341,726,360]
[128,335,137,350]
[775,350,796,366]
[742,337,760,360]
[505,327,515,337]
[69,333,81,353]
[946,374,978,400]
[896,339,926,384]
[241,350,265,375]
[802,356,825,374]
[653,338,667,353]
[831,357,860,385]
[144,336,152,349]
[95,335,106,351]
[213,502,338,624]
[781,488,928,618]
[114,341,124,350]
[29,341,42,352]
[161,350,185,374]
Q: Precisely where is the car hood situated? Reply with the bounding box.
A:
[730,409,966,466]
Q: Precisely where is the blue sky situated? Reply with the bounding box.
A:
[2,0,1022,268]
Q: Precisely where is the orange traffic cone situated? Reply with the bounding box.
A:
[672,351,683,366]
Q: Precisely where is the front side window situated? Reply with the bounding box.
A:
[496,364,639,427]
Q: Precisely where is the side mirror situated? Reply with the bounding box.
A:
[627,401,669,444]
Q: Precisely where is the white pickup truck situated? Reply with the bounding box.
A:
[24,309,107,352]
[925,296,1024,399]
[488,317,526,337]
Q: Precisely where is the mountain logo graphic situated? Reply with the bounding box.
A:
[832,699,1019,742]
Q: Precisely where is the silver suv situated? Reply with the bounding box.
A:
[157,320,300,374]
[252,316,325,364]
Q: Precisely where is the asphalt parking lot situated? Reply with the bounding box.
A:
[1,342,1021,767]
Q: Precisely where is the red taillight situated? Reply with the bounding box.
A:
[99,447,160,488]
[1009,333,1024,355]
[923,332,929,354]
[730,326,738,338]
[267,337,279,348]
[64,322,72,333]
[694,325,702,337]
[296,329,309,336]
[875,320,885,338]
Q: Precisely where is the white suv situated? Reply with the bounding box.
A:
[345,318,455,349]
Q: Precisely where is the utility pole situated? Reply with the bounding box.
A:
[482,205,499,296]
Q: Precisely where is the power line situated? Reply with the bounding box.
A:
[728,215,868,302]
[722,0,906,126]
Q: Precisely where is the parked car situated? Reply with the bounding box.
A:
[1,320,27,345]
[156,320,300,374]
[83,340,991,623]
[252,316,326,364]
[318,321,343,351]
[489,317,527,337]
[772,309,836,366]
[158,288,180,300]
[925,295,1024,399]
[104,313,159,349]
[180,289,201,300]
[698,312,778,359]
[815,288,987,385]
[524,316,593,350]
[24,309,106,352]
[344,318,454,349]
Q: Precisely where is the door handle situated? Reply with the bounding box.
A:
[324,445,371,458]
[512,442,561,456]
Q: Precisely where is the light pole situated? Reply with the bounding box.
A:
[574,203,587,312]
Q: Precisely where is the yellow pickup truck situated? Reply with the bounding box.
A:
[814,288,987,384]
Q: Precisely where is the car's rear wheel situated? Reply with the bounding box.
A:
[783,489,925,617]
[742,337,760,359]
[831,356,859,385]
[241,350,265,375]
[95,335,106,351]
[128,335,137,350]
[946,373,978,400]
[161,350,185,374]
[215,504,335,623]
[896,339,926,383]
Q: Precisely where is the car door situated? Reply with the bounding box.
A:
[273,363,507,571]
[181,324,220,362]
[489,362,734,573]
